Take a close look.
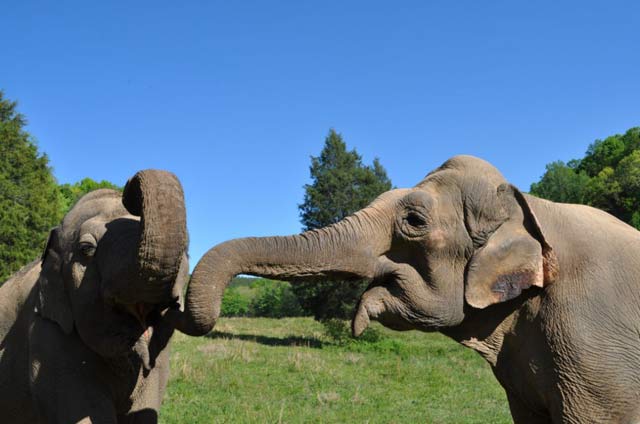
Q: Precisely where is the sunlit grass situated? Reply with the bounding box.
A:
[161,317,510,423]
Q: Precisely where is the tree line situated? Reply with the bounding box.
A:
[530,127,640,228]
[3,90,639,320]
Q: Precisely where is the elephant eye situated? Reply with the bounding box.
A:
[398,208,430,239]
[78,234,97,258]
[79,243,96,257]
[406,211,427,227]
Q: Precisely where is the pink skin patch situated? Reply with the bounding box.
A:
[428,228,447,249]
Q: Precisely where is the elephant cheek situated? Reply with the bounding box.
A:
[75,304,140,359]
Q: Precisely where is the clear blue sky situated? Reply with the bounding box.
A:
[2,1,639,267]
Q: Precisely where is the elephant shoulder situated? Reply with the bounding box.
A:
[2,260,41,297]
[0,261,41,420]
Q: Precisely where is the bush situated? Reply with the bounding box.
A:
[221,278,309,318]
[249,279,305,318]
[319,319,406,354]
[321,318,354,344]
[220,288,250,317]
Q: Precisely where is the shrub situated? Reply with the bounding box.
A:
[220,287,250,317]
[249,279,305,318]
[321,318,381,344]
[321,318,354,344]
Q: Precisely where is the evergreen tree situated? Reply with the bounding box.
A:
[0,92,61,282]
[295,129,392,320]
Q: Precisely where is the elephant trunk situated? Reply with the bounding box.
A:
[122,170,188,305]
[173,190,404,336]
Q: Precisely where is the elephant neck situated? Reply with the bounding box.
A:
[443,294,550,415]
[442,290,542,366]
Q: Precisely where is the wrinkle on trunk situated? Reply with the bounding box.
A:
[122,170,188,304]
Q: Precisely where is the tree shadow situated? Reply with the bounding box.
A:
[206,331,324,349]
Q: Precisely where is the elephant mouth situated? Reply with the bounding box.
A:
[117,304,167,371]
[351,257,421,337]
[93,302,162,359]
[125,302,154,331]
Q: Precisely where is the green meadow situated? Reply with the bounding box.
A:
[161,317,511,423]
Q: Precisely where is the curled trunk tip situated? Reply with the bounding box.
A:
[122,169,188,303]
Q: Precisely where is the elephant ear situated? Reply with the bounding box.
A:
[465,184,559,309]
[37,228,74,334]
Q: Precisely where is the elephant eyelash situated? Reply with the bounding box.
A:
[406,211,428,227]
[78,242,97,257]
[397,211,431,240]
[78,233,98,257]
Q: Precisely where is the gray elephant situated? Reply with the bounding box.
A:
[0,170,189,423]
[173,156,640,423]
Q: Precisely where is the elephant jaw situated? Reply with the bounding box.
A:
[352,257,421,337]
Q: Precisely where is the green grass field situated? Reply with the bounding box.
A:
[161,317,511,423]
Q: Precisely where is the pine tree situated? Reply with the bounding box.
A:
[295,129,392,319]
[0,92,61,282]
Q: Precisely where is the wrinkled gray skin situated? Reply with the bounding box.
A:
[0,170,189,423]
[173,156,640,423]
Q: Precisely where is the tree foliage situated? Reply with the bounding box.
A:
[299,130,392,229]
[220,278,304,318]
[220,287,251,317]
[530,127,640,228]
[295,129,393,320]
[529,160,591,204]
[58,177,121,215]
[0,91,121,283]
[0,92,61,282]
[248,279,304,318]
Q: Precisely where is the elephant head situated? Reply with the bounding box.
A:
[172,155,558,337]
[38,170,188,367]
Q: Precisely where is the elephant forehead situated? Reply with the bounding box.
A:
[420,170,506,225]
[439,155,506,181]
[417,156,507,191]
[399,190,434,207]
[78,215,140,244]
[406,185,461,221]
[62,190,124,229]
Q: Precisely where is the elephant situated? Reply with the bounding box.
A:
[0,169,190,423]
[171,155,640,423]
